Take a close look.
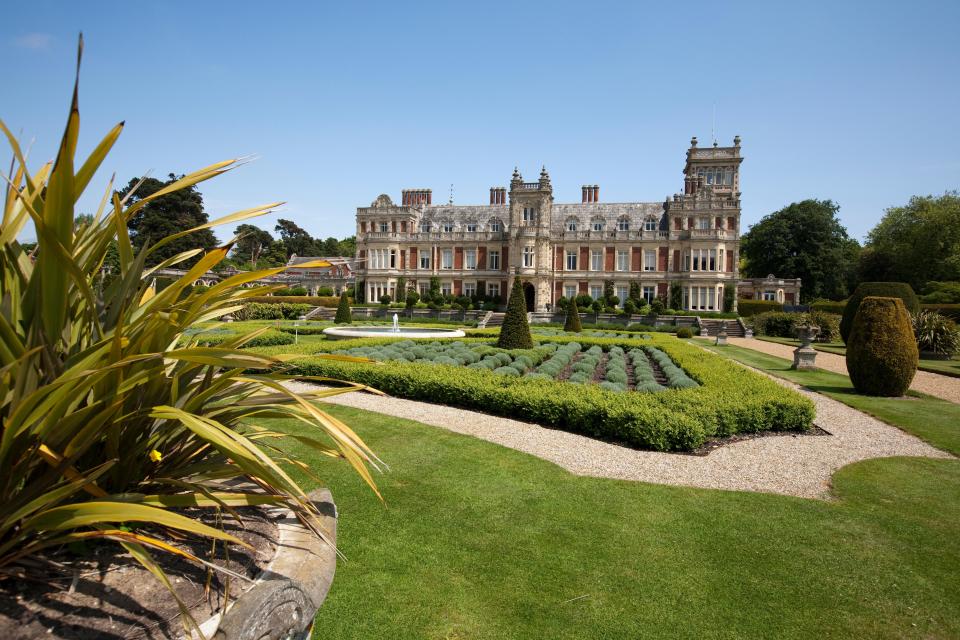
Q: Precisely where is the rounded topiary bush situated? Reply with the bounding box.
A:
[676,327,693,339]
[846,296,918,396]
[840,282,919,343]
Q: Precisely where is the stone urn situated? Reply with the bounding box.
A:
[792,324,820,370]
[715,321,728,346]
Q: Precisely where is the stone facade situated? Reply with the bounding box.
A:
[356,137,745,312]
[737,274,803,305]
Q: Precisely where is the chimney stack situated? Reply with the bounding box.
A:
[582,186,589,203]
[490,188,496,205]
[489,187,506,205]
[593,185,599,202]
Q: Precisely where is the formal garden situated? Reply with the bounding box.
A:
[1,38,958,640]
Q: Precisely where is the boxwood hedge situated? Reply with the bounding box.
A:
[274,334,814,452]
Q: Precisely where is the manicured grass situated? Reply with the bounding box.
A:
[757,335,960,378]
[701,341,960,455]
[266,405,960,639]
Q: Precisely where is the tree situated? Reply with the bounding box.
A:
[119,174,218,266]
[741,199,860,301]
[859,192,960,291]
[338,236,357,257]
[497,278,533,349]
[669,282,683,310]
[232,224,274,268]
[395,277,406,303]
[274,219,317,257]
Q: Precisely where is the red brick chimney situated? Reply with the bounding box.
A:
[593,185,599,202]
[582,186,589,203]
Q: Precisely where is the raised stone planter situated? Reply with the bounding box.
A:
[792,324,820,370]
[194,488,337,640]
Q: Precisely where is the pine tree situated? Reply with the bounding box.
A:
[497,278,533,349]
[334,291,352,324]
[564,297,582,333]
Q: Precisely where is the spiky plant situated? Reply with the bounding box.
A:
[0,37,380,633]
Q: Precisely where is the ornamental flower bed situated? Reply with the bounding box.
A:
[263,334,814,452]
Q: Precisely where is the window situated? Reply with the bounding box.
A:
[489,219,502,232]
[420,253,431,269]
[564,285,577,299]
[487,283,500,298]
[709,249,716,271]
[523,207,536,223]
[465,249,477,269]
[697,218,710,230]
[591,249,603,271]
[442,222,454,233]
[441,282,452,296]
[522,246,534,267]
[590,285,603,300]
[419,222,431,233]
[489,250,500,270]
[464,282,476,297]
[644,250,656,271]
[616,286,628,306]
[692,251,700,271]
[706,169,714,185]
[617,218,630,231]
[441,249,453,269]
[616,250,629,271]
[378,222,388,233]
[567,219,578,232]
[566,250,577,270]
[644,218,658,232]
[390,249,396,269]
[725,169,734,186]
[763,291,776,301]
[466,222,477,232]
[419,283,430,297]
[592,220,605,232]
[642,286,656,303]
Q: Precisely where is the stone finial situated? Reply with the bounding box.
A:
[690,136,698,147]
[539,165,551,186]
[733,135,741,146]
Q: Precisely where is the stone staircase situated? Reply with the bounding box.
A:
[698,318,746,338]
[305,306,335,321]
[482,312,506,329]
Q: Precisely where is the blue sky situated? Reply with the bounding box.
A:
[3,0,958,243]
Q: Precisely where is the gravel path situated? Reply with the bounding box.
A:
[286,373,951,500]
[727,337,960,404]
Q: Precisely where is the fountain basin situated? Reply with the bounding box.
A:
[322,326,466,341]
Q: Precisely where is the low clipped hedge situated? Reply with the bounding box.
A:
[191,327,295,348]
[736,300,784,316]
[244,295,343,307]
[840,282,919,343]
[272,334,814,452]
[811,300,847,315]
[236,302,312,320]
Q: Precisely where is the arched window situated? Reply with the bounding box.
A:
[591,218,605,232]
[644,217,658,232]
[488,217,503,232]
[617,216,630,231]
[566,217,579,232]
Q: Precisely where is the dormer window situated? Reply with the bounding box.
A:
[442,222,454,233]
[592,220,605,232]
[489,218,502,232]
[419,222,432,233]
[617,217,629,231]
[644,218,658,232]
[567,219,578,232]
[466,222,477,232]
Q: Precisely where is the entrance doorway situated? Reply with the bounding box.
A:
[523,282,535,312]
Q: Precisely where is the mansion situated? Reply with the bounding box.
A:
[355,136,787,312]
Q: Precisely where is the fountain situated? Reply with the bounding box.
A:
[322,311,466,341]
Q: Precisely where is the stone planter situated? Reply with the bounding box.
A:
[792,324,820,370]
[194,488,338,640]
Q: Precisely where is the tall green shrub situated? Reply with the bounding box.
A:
[497,278,533,349]
[395,277,406,303]
[564,298,583,332]
[840,282,919,343]
[723,285,735,312]
[846,297,918,396]
[335,291,352,324]
[670,282,683,310]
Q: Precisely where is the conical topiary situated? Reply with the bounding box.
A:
[334,291,352,324]
[846,296,918,396]
[497,278,533,349]
[564,297,582,333]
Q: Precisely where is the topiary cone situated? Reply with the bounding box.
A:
[846,296,918,396]
[334,291,352,324]
[564,297,582,333]
[497,278,533,349]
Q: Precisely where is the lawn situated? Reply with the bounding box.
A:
[700,341,960,456]
[756,335,960,378]
[266,404,960,639]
